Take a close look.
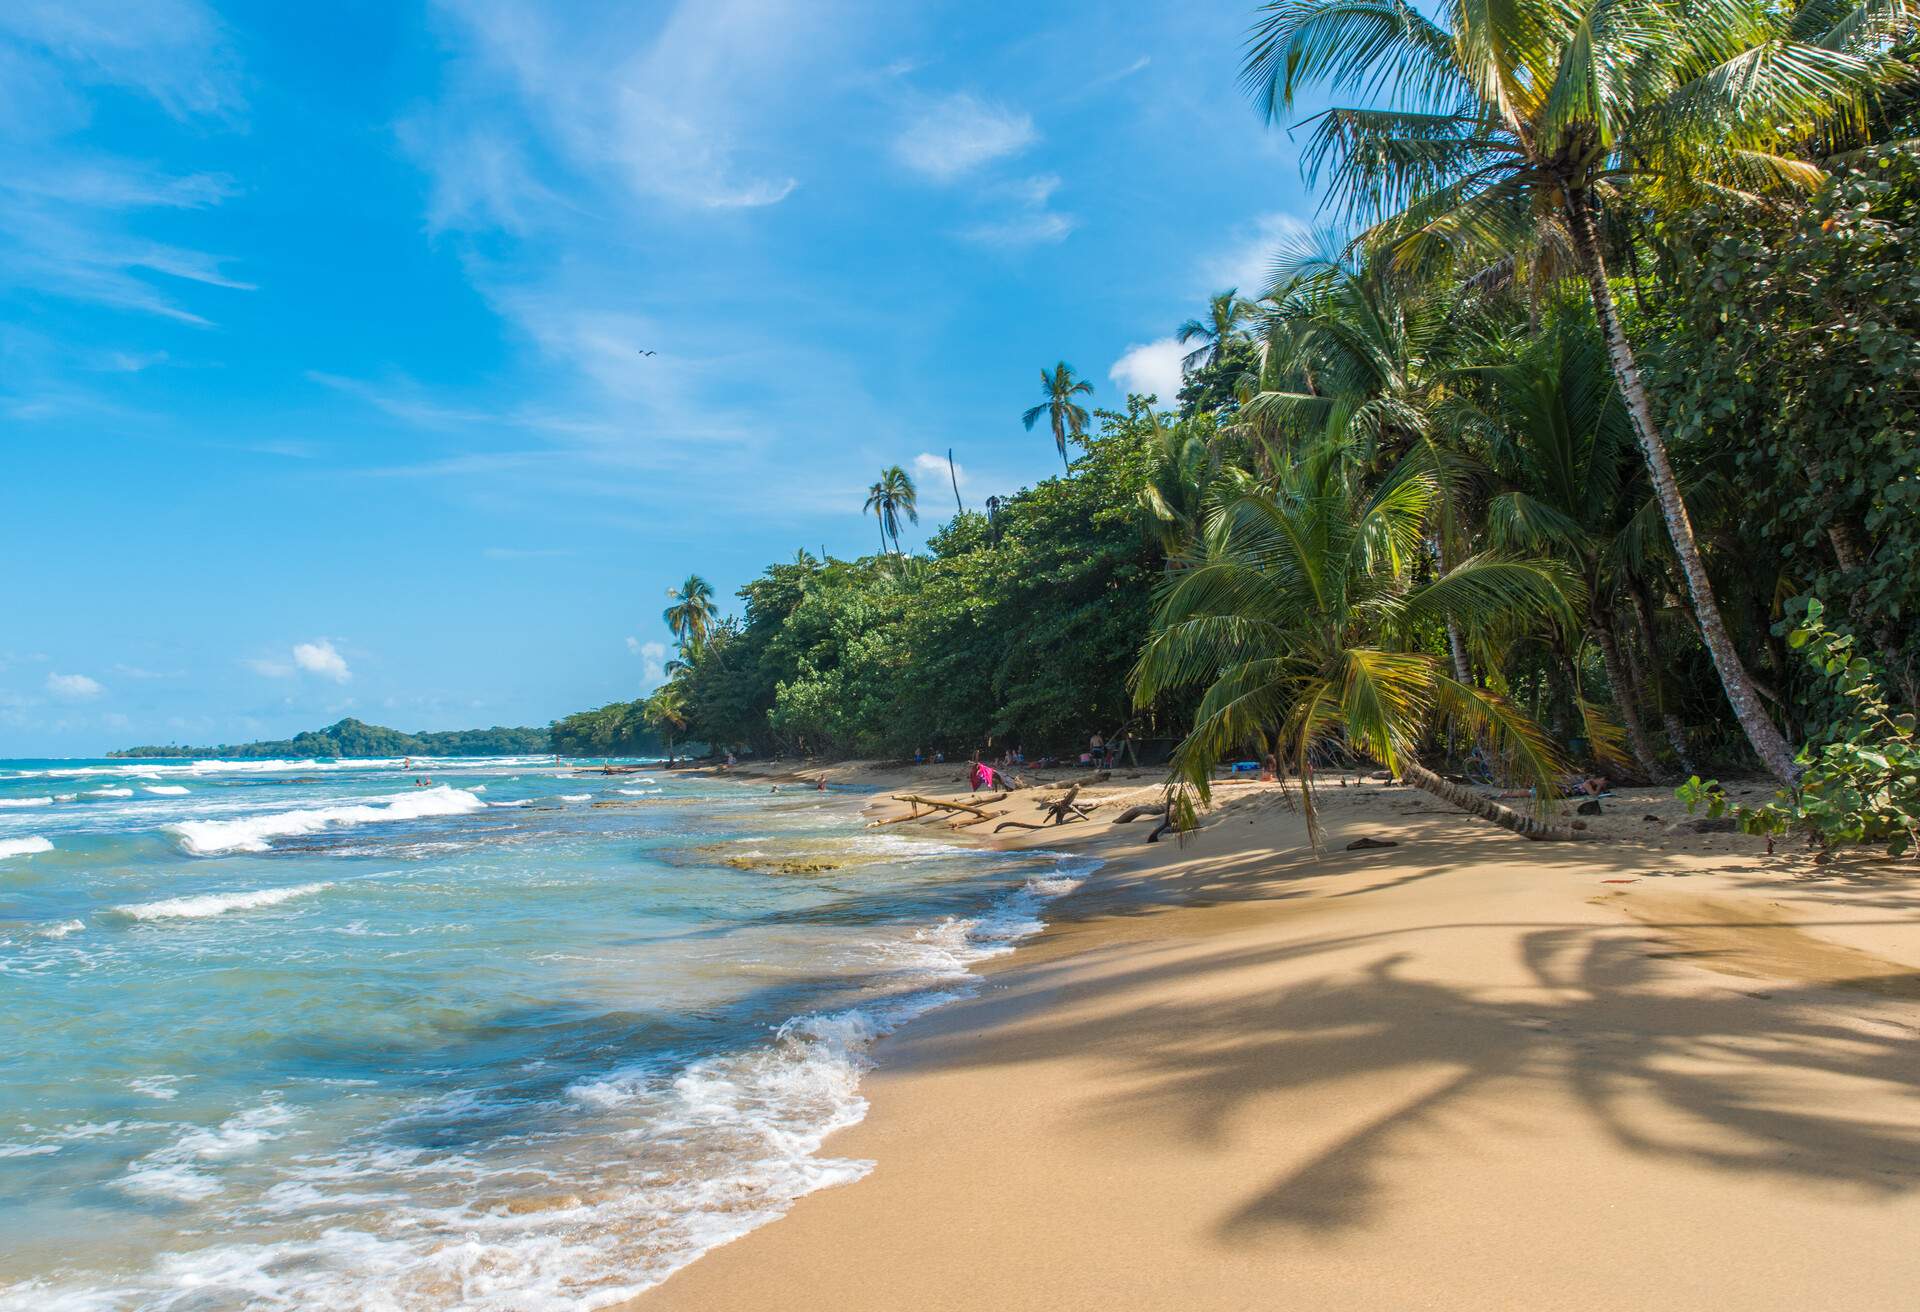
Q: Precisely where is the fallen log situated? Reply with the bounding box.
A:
[888,793,1001,819]
[1111,803,1165,824]
[993,813,1088,833]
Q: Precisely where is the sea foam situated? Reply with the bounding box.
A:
[115,881,334,921]
[0,837,53,860]
[0,797,51,809]
[165,786,485,855]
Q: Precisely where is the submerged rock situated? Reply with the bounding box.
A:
[723,856,845,875]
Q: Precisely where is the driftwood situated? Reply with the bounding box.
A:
[992,783,1099,832]
[890,792,1002,817]
[1111,802,1165,824]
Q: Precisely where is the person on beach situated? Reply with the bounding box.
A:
[1089,732,1105,767]
[816,776,827,792]
[970,761,994,792]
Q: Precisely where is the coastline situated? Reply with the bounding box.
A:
[622,761,1920,1310]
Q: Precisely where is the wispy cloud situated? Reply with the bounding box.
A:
[959,210,1075,248]
[956,172,1075,248]
[893,92,1036,181]
[1202,211,1313,298]
[46,671,104,700]
[0,0,244,121]
[0,5,251,325]
[411,0,820,219]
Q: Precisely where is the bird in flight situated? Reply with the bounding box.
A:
[637,349,656,356]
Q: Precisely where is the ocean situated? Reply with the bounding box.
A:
[0,756,1090,1309]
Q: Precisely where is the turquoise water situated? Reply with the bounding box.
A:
[0,757,1090,1309]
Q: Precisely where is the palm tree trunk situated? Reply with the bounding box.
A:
[1591,614,1668,783]
[1564,191,1799,785]
[1398,760,1581,841]
[1446,619,1473,685]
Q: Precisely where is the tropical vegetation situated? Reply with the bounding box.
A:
[112,718,551,759]
[553,1,1918,850]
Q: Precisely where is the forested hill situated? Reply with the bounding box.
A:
[110,718,551,759]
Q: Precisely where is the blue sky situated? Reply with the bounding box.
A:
[1,0,1319,756]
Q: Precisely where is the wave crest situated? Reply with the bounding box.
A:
[165,787,486,856]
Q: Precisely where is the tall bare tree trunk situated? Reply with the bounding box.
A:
[1565,192,1799,785]
[1626,577,1697,774]
[1398,761,1581,841]
[1592,615,1668,782]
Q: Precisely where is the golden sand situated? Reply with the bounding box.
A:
[622,763,1920,1310]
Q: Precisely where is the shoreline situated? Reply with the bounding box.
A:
[620,760,1920,1310]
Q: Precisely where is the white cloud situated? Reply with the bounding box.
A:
[412,0,815,217]
[0,0,244,120]
[1203,211,1314,297]
[894,93,1036,181]
[956,173,1075,248]
[292,640,351,683]
[0,4,251,324]
[626,637,668,683]
[912,451,965,488]
[1109,338,1187,405]
[243,657,293,678]
[46,672,103,699]
[959,211,1075,248]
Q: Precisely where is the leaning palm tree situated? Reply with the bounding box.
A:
[1133,460,1583,841]
[1021,362,1094,472]
[1241,0,1916,783]
[662,575,717,655]
[1177,289,1260,372]
[863,465,919,554]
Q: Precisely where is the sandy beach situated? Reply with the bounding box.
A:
[626,762,1920,1310]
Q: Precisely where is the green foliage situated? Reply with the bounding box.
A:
[1131,454,1576,841]
[658,408,1178,759]
[1714,600,1920,856]
[549,701,667,757]
[112,718,551,759]
[1650,145,1920,702]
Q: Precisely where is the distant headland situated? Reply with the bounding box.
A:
[109,717,551,759]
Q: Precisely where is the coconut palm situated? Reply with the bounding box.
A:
[1132,460,1583,842]
[1177,289,1260,372]
[1243,234,1489,683]
[643,682,689,762]
[662,575,717,655]
[1461,310,1669,779]
[1022,362,1094,472]
[1241,0,1915,783]
[863,465,919,554]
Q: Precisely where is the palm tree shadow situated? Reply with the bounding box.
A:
[889,914,1920,1247]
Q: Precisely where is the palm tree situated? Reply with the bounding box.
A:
[1022,362,1094,472]
[1241,0,1913,783]
[1132,460,1583,841]
[662,575,717,655]
[1462,310,1669,780]
[643,682,689,762]
[1177,289,1259,372]
[863,465,919,554]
